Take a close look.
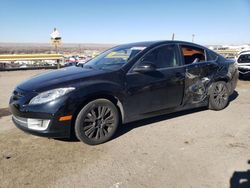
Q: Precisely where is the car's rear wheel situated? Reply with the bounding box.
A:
[209,81,229,110]
[75,99,119,145]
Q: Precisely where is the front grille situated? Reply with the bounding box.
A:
[239,69,250,73]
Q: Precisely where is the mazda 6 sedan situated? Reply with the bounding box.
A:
[9,41,238,145]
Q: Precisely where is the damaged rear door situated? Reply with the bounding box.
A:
[179,44,218,105]
[184,61,218,105]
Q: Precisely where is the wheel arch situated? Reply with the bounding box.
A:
[71,93,125,129]
[207,79,228,96]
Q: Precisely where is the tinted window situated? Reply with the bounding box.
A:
[238,54,250,63]
[181,45,205,64]
[141,45,178,69]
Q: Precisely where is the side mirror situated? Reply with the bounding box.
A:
[134,61,156,73]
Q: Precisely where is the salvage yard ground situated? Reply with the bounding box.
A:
[0,70,250,188]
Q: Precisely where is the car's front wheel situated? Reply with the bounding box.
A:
[209,81,229,110]
[75,99,119,145]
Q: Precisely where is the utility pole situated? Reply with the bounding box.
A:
[172,33,175,40]
[192,34,195,43]
[50,28,62,69]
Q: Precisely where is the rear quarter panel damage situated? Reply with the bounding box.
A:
[183,59,237,106]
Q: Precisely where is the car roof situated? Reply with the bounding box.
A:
[119,40,207,49]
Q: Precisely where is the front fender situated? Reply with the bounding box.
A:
[68,81,126,122]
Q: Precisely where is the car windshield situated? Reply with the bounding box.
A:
[238,54,250,63]
[82,45,147,70]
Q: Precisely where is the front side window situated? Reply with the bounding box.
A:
[141,45,178,69]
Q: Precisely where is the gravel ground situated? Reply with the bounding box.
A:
[0,70,250,188]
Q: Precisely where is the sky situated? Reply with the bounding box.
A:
[0,0,249,45]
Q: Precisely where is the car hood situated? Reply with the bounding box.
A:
[17,66,104,92]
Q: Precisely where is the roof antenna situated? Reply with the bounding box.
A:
[172,33,175,40]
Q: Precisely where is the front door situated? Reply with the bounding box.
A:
[124,44,185,118]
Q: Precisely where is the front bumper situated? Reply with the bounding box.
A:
[9,88,73,138]
[238,65,250,76]
[12,115,50,131]
[11,115,71,138]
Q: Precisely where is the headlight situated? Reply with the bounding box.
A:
[29,87,75,105]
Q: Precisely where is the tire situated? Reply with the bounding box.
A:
[75,99,119,145]
[209,81,229,111]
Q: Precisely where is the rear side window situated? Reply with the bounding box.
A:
[142,45,178,69]
[180,45,205,65]
[238,54,250,63]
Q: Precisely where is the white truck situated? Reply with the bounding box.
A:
[237,50,250,78]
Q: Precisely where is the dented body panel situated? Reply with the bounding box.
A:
[183,59,238,106]
[9,41,238,138]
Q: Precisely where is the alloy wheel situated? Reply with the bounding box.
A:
[212,82,228,109]
[83,105,115,140]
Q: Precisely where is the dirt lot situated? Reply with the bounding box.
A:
[0,70,250,188]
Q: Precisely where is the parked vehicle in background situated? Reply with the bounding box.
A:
[64,62,76,67]
[237,51,250,78]
[77,61,87,67]
[9,41,238,145]
[19,64,28,68]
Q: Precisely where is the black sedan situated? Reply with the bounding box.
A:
[9,41,238,145]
